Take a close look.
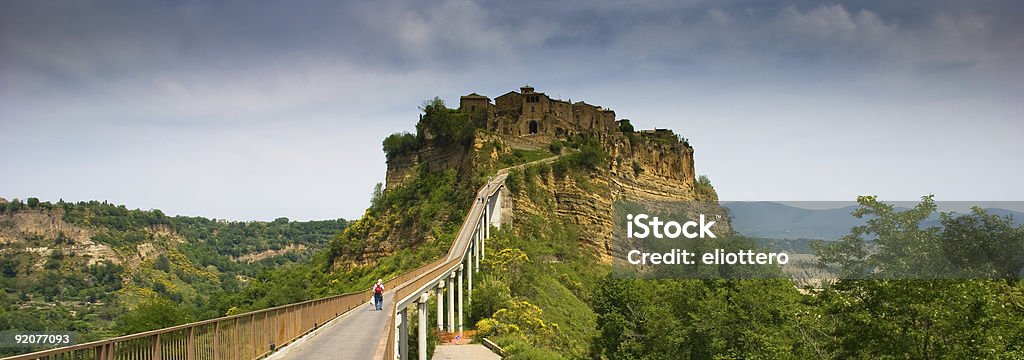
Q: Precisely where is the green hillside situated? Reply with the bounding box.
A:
[0,199,348,356]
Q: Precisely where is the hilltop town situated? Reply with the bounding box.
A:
[371,86,717,263]
[459,85,684,148]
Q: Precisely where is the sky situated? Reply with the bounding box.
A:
[1,0,1022,221]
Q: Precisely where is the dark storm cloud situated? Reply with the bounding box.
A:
[3,0,1022,86]
[1,1,1021,220]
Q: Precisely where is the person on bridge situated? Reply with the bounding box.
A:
[372,279,384,311]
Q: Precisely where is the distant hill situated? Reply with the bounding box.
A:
[0,198,348,355]
[724,201,1024,241]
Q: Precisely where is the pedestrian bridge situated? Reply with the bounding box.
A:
[4,170,511,360]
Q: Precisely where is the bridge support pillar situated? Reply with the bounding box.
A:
[484,196,491,257]
[418,293,428,360]
[489,189,503,231]
[474,228,480,273]
[466,251,473,301]
[447,272,455,332]
[436,281,444,331]
[457,264,464,338]
[398,307,408,360]
[468,247,475,300]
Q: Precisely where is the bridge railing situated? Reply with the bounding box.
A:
[2,286,371,360]
[380,255,461,360]
[382,177,505,359]
[3,166,512,360]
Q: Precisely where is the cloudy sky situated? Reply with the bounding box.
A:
[1,1,1021,221]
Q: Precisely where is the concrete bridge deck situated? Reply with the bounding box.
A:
[264,161,544,360]
[266,292,395,360]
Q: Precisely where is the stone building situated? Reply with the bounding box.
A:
[459,86,619,140]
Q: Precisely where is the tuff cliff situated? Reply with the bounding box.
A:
[500,132,722,263]
[385,141,473,191]
[332,89,719,268]
[0,207,173,268]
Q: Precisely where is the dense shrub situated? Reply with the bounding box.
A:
[694,174,716,200]
[382,132,420,159]
[416,97,475,147]
[548,141,563,155]
[506,168,523,194]
[617,119,634,133]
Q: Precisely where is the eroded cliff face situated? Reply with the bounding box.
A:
[505,135,722,263]
[364,124,719,267]
[609,137,701,202]
[508,170,615,260]
[0,209,178,269]
[385,141,474,191]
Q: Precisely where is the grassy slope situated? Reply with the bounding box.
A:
[322,133,560,295]
[471,156,610,359]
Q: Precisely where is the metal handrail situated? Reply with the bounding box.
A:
[0,185,491,360]
[3,156,528,360]
[382,174,506,359]
[2,289,370,360]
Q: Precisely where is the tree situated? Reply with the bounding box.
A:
[939,207,1024,279]
[593,277,816,359]
[617,119,634,133]
[154,254,171,272]
[812,196,1024,358]
[415,97,475,147]
[576,138,607,170]
[45,250,64,270]
[54,231,72,245]
[694,175,718,201]
[370,182,384,209]
[548,141,563,155]
[812,195,1024,279]
[6,199,24,212]
[382,132,420,159]
[0,258,18,277]
[117,296,195,334]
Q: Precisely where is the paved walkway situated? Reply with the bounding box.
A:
[267,162,523,359]
[266,292,394,360]
[432,344,501,360]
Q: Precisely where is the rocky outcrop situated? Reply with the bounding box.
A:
[233,244,308,263]
[505,134,721,263]
[0,208,282,268]
[385,141,474,190]
[0,209,121,266]
[375,93,719,265]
